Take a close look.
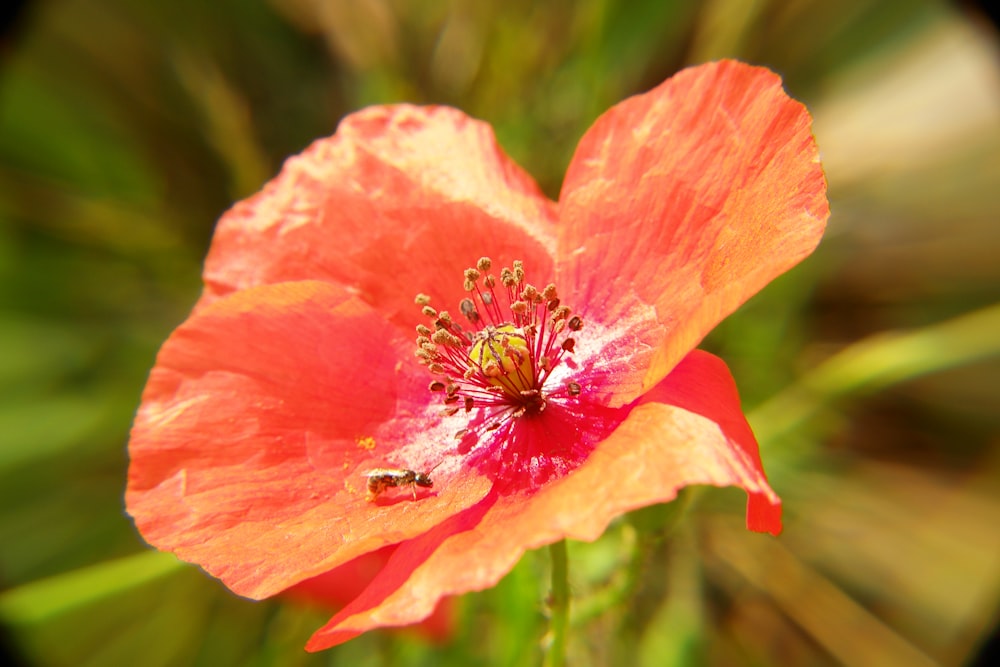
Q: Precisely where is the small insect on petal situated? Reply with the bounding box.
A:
[363,465,439,502]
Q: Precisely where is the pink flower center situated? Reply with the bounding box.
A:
[414,258,583,442]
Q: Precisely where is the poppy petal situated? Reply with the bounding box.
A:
[558,60,829,406]
[199,105,559,328]
[303,349,778,649]
[641,349,781,533]
[282,547,455,643]
[126,280,491,599]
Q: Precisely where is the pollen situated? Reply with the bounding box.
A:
[414,258,583,441]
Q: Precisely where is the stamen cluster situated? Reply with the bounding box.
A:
[414,258,583,440]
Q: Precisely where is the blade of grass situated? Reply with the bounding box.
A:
[749,302,1000,445]
[0,550,184,624]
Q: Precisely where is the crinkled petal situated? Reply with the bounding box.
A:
[199,105,558,328]
[558,60,829,406]
[282,547,455,643]
[126,281,491,599]
[303,349,778,649]
[638,349,781,532]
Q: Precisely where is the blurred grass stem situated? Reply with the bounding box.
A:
[750,302,1000,445]
[544,540,570,667]
[0,551,182,623]
[709,522,939,667]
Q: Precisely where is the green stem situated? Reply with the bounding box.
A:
[544,540,570,667]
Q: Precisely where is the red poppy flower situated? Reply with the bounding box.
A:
[126,60,828,651]
[281,546,455,643]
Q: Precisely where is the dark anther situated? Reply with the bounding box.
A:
[460,298,479,323]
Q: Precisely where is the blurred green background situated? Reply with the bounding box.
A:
[1,0,998,665]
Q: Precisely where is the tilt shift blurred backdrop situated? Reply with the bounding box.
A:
[1,1,998,665]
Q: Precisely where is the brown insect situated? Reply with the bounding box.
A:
[363,465,438,502]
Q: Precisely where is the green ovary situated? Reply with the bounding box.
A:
[469,324,533,395]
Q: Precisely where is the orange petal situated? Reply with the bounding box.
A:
[126,280,491,599]
[304,349,778,649]
[283,547,455,643]
[199,105,558,328]
[558,60,829,406]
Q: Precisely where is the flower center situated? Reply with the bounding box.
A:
[414,258,583,439]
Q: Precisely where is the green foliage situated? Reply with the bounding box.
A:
[2,0,998,665]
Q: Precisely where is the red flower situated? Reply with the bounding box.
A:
[126,60,828,651]
[281,547,455,643]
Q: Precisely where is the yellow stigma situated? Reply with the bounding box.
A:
[469,324,533,395]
